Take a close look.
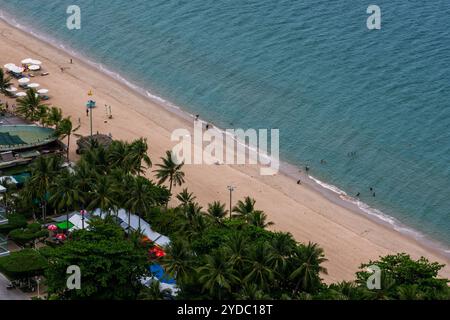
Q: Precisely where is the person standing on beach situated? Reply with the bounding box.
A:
[86,109,89,117]
[70,58,73,64]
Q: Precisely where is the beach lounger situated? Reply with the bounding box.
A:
[41,72,49,76]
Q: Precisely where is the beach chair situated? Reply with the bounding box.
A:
[41,72,49,76]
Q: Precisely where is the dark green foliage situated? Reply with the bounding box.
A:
[0,214,27,235]
[0,249,47,279]
[45,219,149,300]
[356,253,450,300]
[8,223,48,246]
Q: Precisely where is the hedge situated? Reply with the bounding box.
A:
[0,249,47,279]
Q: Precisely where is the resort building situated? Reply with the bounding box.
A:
[0,114,65,173]
[0,206,8,257]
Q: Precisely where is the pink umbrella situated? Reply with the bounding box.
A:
[47,224,57,231]
[56,233,67,241]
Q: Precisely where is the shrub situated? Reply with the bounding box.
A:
[8,223,48,246]
[0,214,27,235]
[0,249,47,279]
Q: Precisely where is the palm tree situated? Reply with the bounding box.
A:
[73,160,95,205]
[268,232,297,276]
[138,281,171,300]
[207,201,228,222]
[0,68,12,95]
[27,155,62,221]
[124,176,156,231]
[154,150,185,195]
[87,175,118,216]
[397,285,423,300]
[235,283,270,300]
[197,252,240,300]
[82,144,109,175]
[126,138,152,176]
[289,242,328,294]
[247,210,274,228]
[49,170,81,231]
[16,88,47,121]
[55,117,79,161]
[223,232,249,274]
[244,243,275,290]
[232,196,256,218]
[45,106,63,127]
[107,140,130,171]
[176,188,196,207]
[162,241,194,285]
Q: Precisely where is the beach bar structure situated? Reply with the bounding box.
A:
[0,122,65,170]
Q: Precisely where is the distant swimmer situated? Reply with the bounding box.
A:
[320,159,327,164]
[356,192,360,197]
[195,114,199,121]
[369,187,373,192]
[305,166,310,172]
[372,192,376,197]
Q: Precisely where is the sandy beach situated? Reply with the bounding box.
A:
[1,18,449,283]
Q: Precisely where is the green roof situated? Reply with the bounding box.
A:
[56,221,74,230]
[0,125,57,151]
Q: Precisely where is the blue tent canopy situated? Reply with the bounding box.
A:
[149,264,176,285]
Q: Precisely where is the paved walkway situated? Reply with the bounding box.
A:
[0,272,29,300]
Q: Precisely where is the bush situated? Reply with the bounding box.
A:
[0,214,27,235]
[8,223,48,246]
[0,249,47,279]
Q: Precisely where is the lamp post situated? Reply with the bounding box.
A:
[227,185,235,219]
[86,99,96,137]
[35,276,41,299]
[80,209,87,230]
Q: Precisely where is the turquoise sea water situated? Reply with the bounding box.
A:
[1,1,449,250]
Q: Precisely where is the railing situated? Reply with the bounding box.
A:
[0,234,9,257]
[0,211,7,225]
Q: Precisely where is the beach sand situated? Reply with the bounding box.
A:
[1,19,449,283]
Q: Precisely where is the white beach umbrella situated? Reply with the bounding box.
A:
[5,86,18,93]
[28,83,40,88]
[28,65,41,71]
[37,88,49,94]
[3,63,16,70]
[31,59,42,65]
[21,58,34,64]
[18,77,30,84]
[15,92,27,97]
[10,66,24,73]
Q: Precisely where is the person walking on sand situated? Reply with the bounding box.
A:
[70,58,73,64]
[86,109,89,117]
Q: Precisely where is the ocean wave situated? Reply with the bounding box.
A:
[307,175,450,258]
